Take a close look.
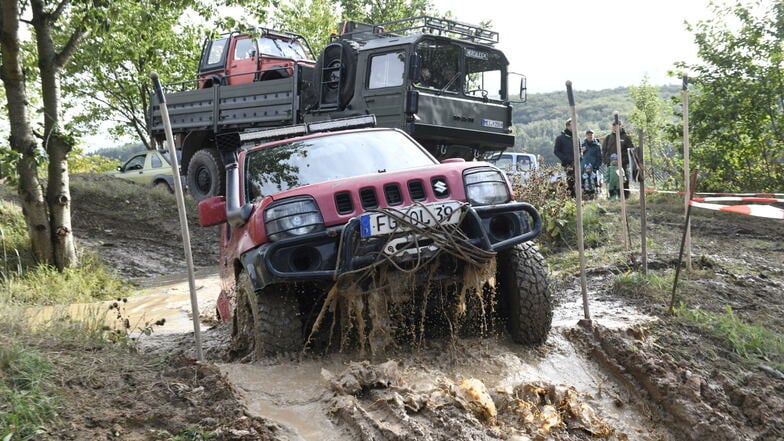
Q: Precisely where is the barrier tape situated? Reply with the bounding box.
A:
[631,188,784,197]
[692,197,784,204]
[689,200,784,220]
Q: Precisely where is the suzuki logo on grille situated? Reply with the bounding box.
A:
[433,180,447,195]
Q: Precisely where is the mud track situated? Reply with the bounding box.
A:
[66,176,784,440]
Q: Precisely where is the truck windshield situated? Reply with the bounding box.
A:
[245,130,435,198]
[464,48,505,100]
[414,39,460,92]
[258,36,310,60]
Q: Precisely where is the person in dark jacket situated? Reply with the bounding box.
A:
[601,121,635,199]
[553,118,575,197]
[581,129,602,172]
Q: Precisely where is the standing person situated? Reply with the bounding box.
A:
[553,118,576,197]
[581,129,602,172]
[605,154,621,201]
[601,120,636,199]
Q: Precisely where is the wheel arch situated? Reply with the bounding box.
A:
[180,130,212,175]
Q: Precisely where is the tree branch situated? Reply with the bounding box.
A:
[55,26,89,68]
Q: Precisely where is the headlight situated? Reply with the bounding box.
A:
[264,196,324,241]
[463,167,510,206]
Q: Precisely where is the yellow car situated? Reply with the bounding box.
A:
[108,150,177,192]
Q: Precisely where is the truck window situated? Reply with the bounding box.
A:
[415,40,460,93]
[368,52,405,89]
[207,38,228,65]
[234,39,255,60]
[464,48,505,100]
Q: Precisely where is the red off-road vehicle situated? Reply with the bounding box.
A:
[198,117,551,357]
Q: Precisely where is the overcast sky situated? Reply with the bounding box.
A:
[431,0,724,93]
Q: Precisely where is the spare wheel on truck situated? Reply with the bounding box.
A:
[187,148,225,201]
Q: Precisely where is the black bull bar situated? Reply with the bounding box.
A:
[242,202,542,290]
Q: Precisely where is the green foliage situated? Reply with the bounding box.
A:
[0,252,128,305]
[338,0,434,24]
[270,0,340,54]
[90,143,146,161]
[0,200,32,280]
[511,166,610,248]
[0,344,57,441]
[615,271,672,299]
[677,304,784,363]
[67,148,120,174]
[675,0,784,192]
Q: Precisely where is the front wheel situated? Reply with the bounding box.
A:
[186,148,225,201]
[496,242,553,345]
[231,272,303,359]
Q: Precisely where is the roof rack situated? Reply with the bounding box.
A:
[336,15,499,46]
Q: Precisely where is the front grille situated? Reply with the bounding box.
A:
[335,191,353,214]
[359,187,378,209]
[408,180,426,201]
[384,183,403,205]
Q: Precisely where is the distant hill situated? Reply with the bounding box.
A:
[512,85,681,165]
[90,144,147,161]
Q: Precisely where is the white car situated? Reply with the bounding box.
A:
[486,152,538,182]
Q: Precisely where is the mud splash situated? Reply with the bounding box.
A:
[309,260,497,357]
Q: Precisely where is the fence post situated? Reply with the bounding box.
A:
[638,130,648,274]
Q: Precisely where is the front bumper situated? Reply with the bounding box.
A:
[241,202,541,290]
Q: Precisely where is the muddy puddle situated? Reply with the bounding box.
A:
[216,283,668,441]
[112,271,672,440]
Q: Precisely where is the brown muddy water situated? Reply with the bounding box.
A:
[127,272,667,440]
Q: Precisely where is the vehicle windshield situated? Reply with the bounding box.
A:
[245,130,435,200]
[258,36,311,60]
[463,48,505,100]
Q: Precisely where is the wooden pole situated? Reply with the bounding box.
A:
[682,74,692,271]
[150,72,204,361]
[638,130,648,274]
[566,81,589,320]
[614,112,630,251]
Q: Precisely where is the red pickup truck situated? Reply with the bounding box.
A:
[198,117,551,357]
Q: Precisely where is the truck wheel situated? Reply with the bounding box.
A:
[232,271,303,358]
[187,148,225,201]
[496,241,553,345]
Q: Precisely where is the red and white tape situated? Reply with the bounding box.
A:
[689,200,784,220]
[633,188,784,197]
[691,197,784,204]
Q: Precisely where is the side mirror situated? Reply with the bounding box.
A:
[199,196,227,227]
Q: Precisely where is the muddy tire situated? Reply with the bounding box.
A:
[232,272,303,358]
[186,148,224,201]
[496,242,552,345]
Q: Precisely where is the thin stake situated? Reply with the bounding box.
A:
[566,81,589,320]
[682,74,692,271]
[638,131,648,273]
[669,170,699,311]
[150,72,204,361]
[614,112,630,250]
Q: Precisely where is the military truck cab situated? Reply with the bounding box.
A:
[309,16,526,159]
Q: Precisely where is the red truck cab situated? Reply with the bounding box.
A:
[197,29,315,88]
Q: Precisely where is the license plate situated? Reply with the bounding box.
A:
[359,201,464,237]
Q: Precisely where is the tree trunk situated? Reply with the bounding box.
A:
[1,0,53,265]
[33,0,78,269]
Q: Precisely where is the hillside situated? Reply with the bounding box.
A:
[512,85,681,164]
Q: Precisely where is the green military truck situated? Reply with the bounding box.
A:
[149,16,526,200]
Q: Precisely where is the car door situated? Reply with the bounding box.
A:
[119,154,147,184]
